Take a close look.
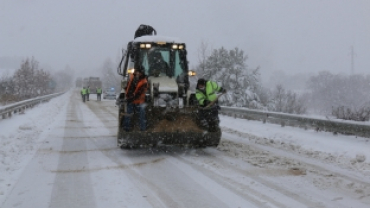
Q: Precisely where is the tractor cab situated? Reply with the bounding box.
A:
[118,35,196,106]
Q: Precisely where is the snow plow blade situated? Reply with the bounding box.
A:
[117,110,222,148]
[118,130,221,148]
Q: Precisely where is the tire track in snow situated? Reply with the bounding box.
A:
[49,92,97,208]
[169,153,279,208]
[84,99,183,208]
[221,127,370,193]
[218,128,370,207]
[83,93,370,207]
[222,127,370,185]
[86,101,275,207]
[85,99,252,207]
[173,151,324,208]
[85,96,322,207]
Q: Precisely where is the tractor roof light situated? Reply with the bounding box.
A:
[179,45,184,50]
[188,70,196,76]
[127,68,135,74]
[172,44,178,49]
[145,43,151,49]
[140,44,145,48]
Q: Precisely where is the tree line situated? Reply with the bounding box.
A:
[0,57,73,105]
[194,43,370,121]
[306,71,370,121]
[2,46,369,122]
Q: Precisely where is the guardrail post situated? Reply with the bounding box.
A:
[20,107,25,114]
[281,121,285,127]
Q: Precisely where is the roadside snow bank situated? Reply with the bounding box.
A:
[220,115,370,175]
[0,91,70,199]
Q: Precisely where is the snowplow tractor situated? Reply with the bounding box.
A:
[116,25,221,148]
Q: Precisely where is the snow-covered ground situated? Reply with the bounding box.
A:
[0,90,70,197]
[1,89,369,207]
[221,115,370,166]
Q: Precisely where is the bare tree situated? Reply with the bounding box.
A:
[34,69,52,95]
[0,73,17,104]
[196,40,211,75]
[268,84,306,114]
[52,65,74,92]
[9,57,55,100]
[100,58,121,91]
[307,71,370,119]
[13,58,34,100]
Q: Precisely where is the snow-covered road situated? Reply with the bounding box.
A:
[1,90,369,207]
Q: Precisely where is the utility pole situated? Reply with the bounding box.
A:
[350,46,355,74]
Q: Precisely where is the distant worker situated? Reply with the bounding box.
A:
[195,78,226,130]
[123,66,148,132]
[80,88,83,100]
[81,87,87,102]
[86,86,90,101]
[96,87,102,101]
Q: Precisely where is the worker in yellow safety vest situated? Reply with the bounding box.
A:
[96,87,102,101]
[86,86,90,101]
[81,87,87,102]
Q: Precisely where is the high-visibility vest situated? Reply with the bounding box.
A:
[126,74,148,104]
[195,80,222,106]
[81,88,87,95]
[96,88,102,94]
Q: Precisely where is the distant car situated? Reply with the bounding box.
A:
[103,87,116,100]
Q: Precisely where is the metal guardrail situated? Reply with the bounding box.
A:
[0,92,65,119]
[2,94,369,138]
[220,106,370,138]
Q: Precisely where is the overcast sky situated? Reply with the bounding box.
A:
[1,0,369,79]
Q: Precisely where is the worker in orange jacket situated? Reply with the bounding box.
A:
[123,66,148,131]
